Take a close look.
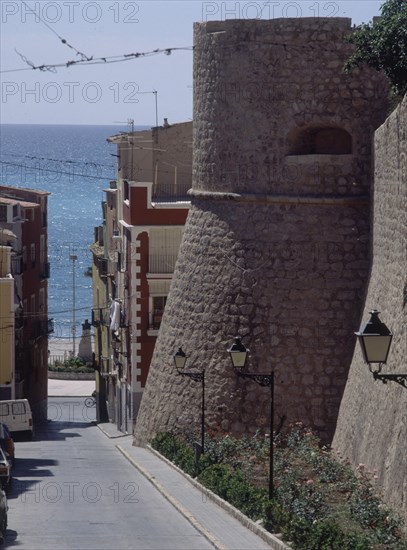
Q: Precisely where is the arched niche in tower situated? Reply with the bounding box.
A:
[286,125,353,156]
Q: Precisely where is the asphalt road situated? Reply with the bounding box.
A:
[4,397,214,550]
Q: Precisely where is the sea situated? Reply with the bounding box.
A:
[0,124,138,346]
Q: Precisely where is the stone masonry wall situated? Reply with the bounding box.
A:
[333,96,407,517]
[134,18,389,446]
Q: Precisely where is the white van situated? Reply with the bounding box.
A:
[0,400,33,438]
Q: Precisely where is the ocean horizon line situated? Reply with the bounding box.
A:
[0,122,152,128]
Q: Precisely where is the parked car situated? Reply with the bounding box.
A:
[0,399,33,439]
[0,424,14,466]
[0,488,7,544]
[0,449,10,489]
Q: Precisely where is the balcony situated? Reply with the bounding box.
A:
[11,255,23,275]
[99,258,108,276]
[92,308,103,327]
[148,254,178,274]
[151,181,191,203]
[30,318,54,340]
[41,262,51,279]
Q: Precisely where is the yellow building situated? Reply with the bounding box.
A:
[90,202,111,423]
[0,245,15,399]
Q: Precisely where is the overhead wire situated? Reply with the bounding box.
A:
[1,152,116,170]
[0,36,352,75]
[1,46,192,74]
[20,0,93,62]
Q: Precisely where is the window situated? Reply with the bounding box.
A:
[151,296,167,330]
[31,294,36,316]
[40,235,45,265]
[39,288,45,313]
[123,180,129,202]
[25,208,34,221]
[148,279,171,332]
[12,402,26,415]
[0,403,9,416]
[0,205,7,222]
[149,227,183,274]
[286,126,352,156]
[30,243,36,266]
[40,198,47,226]
[22,246,27,269]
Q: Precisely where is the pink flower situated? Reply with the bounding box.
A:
[306,479,314,485]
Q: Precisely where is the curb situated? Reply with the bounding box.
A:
[96,423,130,439]
[116,444,228,550]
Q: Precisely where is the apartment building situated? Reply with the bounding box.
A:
[91,120,191,432]
[0,244,15,399]
[0,186,52,419]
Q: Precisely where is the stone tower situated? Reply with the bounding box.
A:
[134,18,389,446]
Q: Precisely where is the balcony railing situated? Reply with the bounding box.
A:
[11,255,23,275]
[41,262,51,279]
[30,318,54,339]
[148,254,178,274]
[99,258,108,276]
[92,308,105,327]
[151,182,191,203]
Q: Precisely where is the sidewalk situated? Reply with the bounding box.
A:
[97,422,291,550]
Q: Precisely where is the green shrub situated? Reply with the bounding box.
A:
[151,432,197,476]
[150,428,406,549]
[48,356,94,373]
[284,517,372,550]
[197,464,232,500]
[198,464,268,520]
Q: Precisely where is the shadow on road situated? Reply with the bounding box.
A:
[33,420,95,442]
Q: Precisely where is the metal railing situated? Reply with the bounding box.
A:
[151,182,191,203]
[148,254,178,273]
[30,318,54,339]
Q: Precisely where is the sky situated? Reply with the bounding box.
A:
[1,1,384,126]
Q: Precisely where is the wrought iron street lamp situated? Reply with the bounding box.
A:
[227,336,275,501]
[355,310,407,388]
[173,347,205,453]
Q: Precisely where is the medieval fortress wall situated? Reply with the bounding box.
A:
[333,96,407,516]
[134,19,390,445]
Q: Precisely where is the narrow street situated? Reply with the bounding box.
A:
[4,397,214,550]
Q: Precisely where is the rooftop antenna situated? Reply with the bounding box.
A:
[113,119,135,179]
[128,119,134,178]
[153,90,158,143]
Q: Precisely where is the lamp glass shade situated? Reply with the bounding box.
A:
[357,333,393,364]
[228,337,249,370]
[174,347,187,370]
[355,310,393,364]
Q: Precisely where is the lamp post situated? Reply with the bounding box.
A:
[69,254,78,357]
[227,336,275,502]
[173,347,205,454]
[355,309,407,388]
